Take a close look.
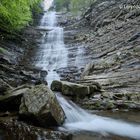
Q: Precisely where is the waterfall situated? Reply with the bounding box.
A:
[57,93,140,140]
[36,5,67,85]
[35,1,140,139]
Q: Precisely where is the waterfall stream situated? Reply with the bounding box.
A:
[57,93,140,139]
[36,10,67,85]
[35,1,140,139]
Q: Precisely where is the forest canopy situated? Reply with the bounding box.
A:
[0,0,41,32]
[55,0,93,14]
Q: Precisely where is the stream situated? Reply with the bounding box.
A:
[29,1,140,140]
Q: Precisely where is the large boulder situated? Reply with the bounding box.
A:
[19,84,65,127]
[62,81,90,98]
[51,80,90,99]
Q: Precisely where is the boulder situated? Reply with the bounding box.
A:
[0,85,30,111]
[19,84,65,127]
[51,80,90,99]
[62,81,89,97]
[0,117,72,140]
[51,80,62,91]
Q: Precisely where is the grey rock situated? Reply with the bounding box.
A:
[19,84,65,127]
[127,32,140,42]
[51,80,62,91]
[51,80,90,99]
[0,85,30,111]
[81,62,94,79]
[0,79,11,94]
[62,81,89,98]
[0,117,72,140]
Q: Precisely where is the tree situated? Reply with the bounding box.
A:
[0,0,41,32]
[71,0,93,13]
[55,0,70,11]
[55,0,93,14]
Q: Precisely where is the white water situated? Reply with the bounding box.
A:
[57,93,140,139]
[36,1,67,85]
[36,1,140,139]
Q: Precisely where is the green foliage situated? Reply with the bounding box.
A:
[0,0,41,32]
[71,0,92,13]
[55,0,93,14]
[55,0,70,11]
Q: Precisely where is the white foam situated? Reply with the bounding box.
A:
[57,93,140,140]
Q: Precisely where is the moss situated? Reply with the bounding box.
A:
[51,80,62,92]
[0,47,6,53]
[94,101,101,108]
[106,101,115,110]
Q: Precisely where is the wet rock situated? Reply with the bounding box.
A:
[56,66,82,82]
[51,80,90,99]
[79,99,117,110]
[62,81,90,98]
[105,101,115,110]
[59,20,68,26]
[51,80,62,92]
[0,85,30,111]
[0,55,12,65]
[127,32,140,42]
[0,62,47,89]
[57,0,140,111]
[80,93,140,110]
[0,64,15,73]
[77,80,102,93]
[19,84,65,127]
[0,117,72,140]
[89,85,99,93]
[18,66,48,85]
[40,70,48,78]
[81,62,94,79]
[0,79,11,94]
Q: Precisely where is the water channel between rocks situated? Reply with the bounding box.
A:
[15,1,140,140]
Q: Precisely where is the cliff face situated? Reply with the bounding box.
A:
[69,0,140,109]
[83,0,140,27]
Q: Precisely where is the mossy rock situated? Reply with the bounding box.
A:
[51,80,62,91]
[19,84,65,127]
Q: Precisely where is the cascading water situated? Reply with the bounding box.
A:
[36,2,67,85]
[36,1,140,139]
[57,93,140,139]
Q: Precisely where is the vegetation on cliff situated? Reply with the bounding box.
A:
[0,0,41,32]
[55,0,93,14]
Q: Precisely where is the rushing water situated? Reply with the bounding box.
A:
[36,9,67,85]
[57,93,140,140]
[34,1,140,139]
